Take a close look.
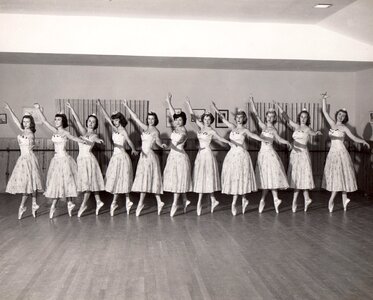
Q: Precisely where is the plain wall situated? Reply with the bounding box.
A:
[0,63,357,138]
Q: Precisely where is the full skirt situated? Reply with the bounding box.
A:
[77,154,105,192]
[105,152,133,194]
[163,149,192,193]
[287,148,315,190]
[193,149,221,193]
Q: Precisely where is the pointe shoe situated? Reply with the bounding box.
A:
[77,205,87,218]
[110,202,118,217]
[197,204,202,216]
[242,198,249,215]
[170,203,178,217]
[304,199,312,212]
[183,200,191,214]
[67,202,76,217]
[49,206,56,219]
[211,199,219,213]
[343,198,351,211]
[136,204,144,217]
[126,201,133,215]
[32,203,40,218]
[258,200,265,213]
[274,199,282,214]
[328,201,334,213]
[231,203,237,216]
[18,206,27,220]
[157,201,165,215]
[292,202,297,213]
[96,200,104,215]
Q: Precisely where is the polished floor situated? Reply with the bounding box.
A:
[0,191,373,300]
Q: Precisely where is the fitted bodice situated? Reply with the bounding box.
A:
[112,132,126,155]
[197,131,213,149]
[329,129,345,146]
[141,131,156,153]
[51,134,68,156]
[78,135,95,157]
[171,131,186,150]
[229,131,245,146]
[292,130,309,145]
[260,130,274,145]
[17,135,34,155]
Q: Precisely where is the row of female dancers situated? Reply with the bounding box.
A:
[5,93,370,219]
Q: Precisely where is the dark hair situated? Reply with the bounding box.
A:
[235,111,248,125]
[21,115,36,133]
[86,115,99,130]
[335,109,349,124]
[201,112,215,124]
[55,113,68,128]
[146,112,159,126]
[296,111,311,126]
[173,111,187,125]
[111,112,128,128]
[265,110,277,125]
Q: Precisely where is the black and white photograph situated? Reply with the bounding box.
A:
[0,1,373,299]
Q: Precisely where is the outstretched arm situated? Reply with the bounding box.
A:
[63,130,86,144]
[308,128,322,137]
[66,101,86,135]
[33,104,57,133]
[121,99,148,131]
[321,93,335,127]
[249,96,265,129]
[4,103,22,131]
[244,129,263,142]
[211,101,235,129]
[97,99,116,130]
[274,101,298,129]
[185,98,204,129]
[344,127,370,148]
[154,131,167,149]
[273,130,292,149]
[211,129,232,147]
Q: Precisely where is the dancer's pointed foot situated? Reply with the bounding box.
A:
[292,201,297,213]
[242,198,249,215]
[126,200,133,215]
[157,201,165,215]
[258,200,265,213]
[304,198,312,212]
[328,200,334,213]
[110,201,118,217]
[77,205,87,218]
[32,203,40,218]
[67,202,75,217]
[49,206,56,219]
[197,203,202,216]
[183,199,191,214]
[136,204,144,217]
[211,199,219,213]
[96,200,104,215]
[231,203,237,216]
[170,203,178,217]
[274,199,282,214]
[343,198,350,211]
[18,206,27,220]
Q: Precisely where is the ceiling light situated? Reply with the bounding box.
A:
[314,4,332,8]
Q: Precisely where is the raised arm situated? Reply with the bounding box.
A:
[211,101,235,129]
[344,127,370,148]
[249,96,265,129]
[185,99,204,129]
[321,93,335,127]
[97,99,116,130]
[66,101,86,135]
[274,101,298,129]
[166,93,176,117]
[4,103,22,131]
[121,99,147,131]
[33,104,57,133]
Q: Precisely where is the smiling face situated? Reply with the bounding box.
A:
[203,115,212,126]
[112,118,120,128]
[86,116,97,130]
[236,114,244,125]
[336,111,347,123]
[266,112,276,124]
[147,115,156,126]
[174,116,184,128]
[54,116,63,128]
[22,117,31,129]
[299,112,309,125]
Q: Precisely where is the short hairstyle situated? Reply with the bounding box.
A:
[296,111,311,126]
[55,113,68,128]
[146,112,159,126]
[173,111,187,125]
[21,115,36,133]
[335,109,349,124]
[86,115,99,130]
[201,112,215,124]
[235,111,248,125]
[111,112,128,128]
[265,110,277,125]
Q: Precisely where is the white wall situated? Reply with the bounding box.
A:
[0,63,356,138]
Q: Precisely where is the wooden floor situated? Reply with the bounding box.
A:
[0,191,373,300]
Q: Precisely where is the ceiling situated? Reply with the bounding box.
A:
[0,0,356,24]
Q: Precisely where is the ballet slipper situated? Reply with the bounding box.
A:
[49,206,56,219]
[328,200,334,213]
[343,198,351,211]
[183,199,191,214]
[110,201,118,217]
[136,204,144,217]
[32,203,40,218]
[211,199,219,213]
[292,201,297,213]
[242,198,249,215]
[96,200,104,215]
[126,200,133,215]
[197,203,202,216]
[304,198,312,212]
[170,203,178,217]
[258,200,265,213]
[18,206,27,220]
[157,201,165,215]
[67,202,76,217]
[77,204,87,218]
[274,198,282,214]
[231,203,237,216]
